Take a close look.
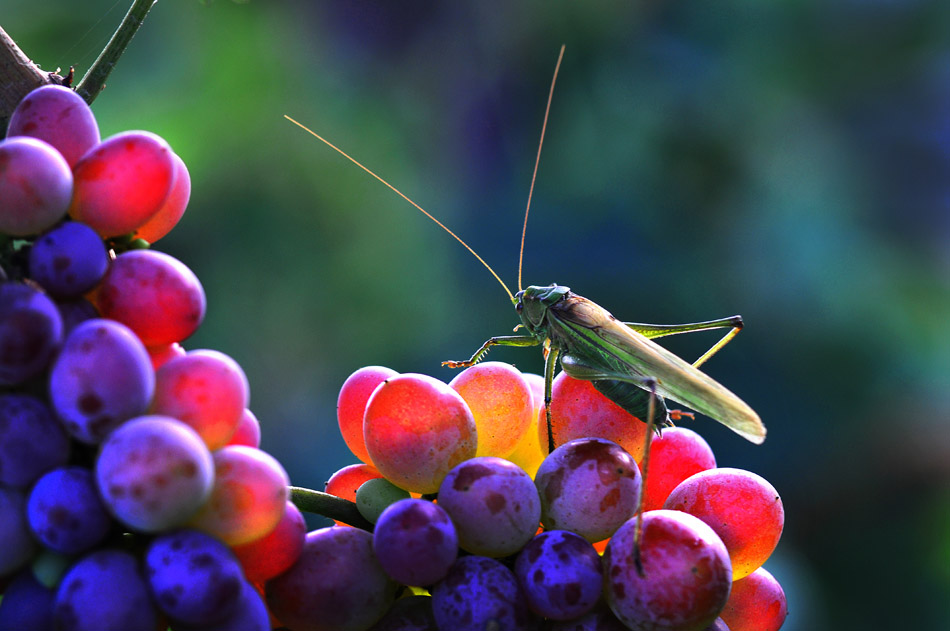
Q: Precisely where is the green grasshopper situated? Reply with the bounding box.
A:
[284,47,765,459]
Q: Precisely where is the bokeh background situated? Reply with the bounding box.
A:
[4,0,949,627]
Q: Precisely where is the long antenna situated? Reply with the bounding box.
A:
[518,44,565,292]
[284,115,514,302]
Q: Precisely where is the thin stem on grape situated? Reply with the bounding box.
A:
[289,486,374,532]
[75,0,158,106]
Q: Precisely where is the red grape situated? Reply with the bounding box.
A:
[640,427,716,512]
[337,365,397,465]
[226,408,262,448]
[449,361,534,458]
[7,84,100,168]
[231,501,306,583]
[325,462,384,526]
[664,468,784,580]
[718,567,787,631]
[0,136,72,236]
[133,150,190,243]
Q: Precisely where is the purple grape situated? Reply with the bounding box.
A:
[28,221,109,297]
[0,394,70,488]
[48,318,154,443]
[0,486,35,577]
[266,527,397,631]
[546,602,630,631]
[144,529,244,625]
[170,580,270,631]
[514,530,602,620]
[0,570,55,631]
[0,136,72,236]
[368,595,438,631]
[0,283,63,386]
[7,85,100,168]
[26,467,112,555]
[431,555,537,631]
[53,549,159,631]
[535,437,641,542]
[56,298,99,335]
[372,498,458,586]
[96,415,214,532]
[436,456,541,557]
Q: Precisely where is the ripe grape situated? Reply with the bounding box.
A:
[664,468,784,580]
[449,361,534,458]
[144,528,245,625]
[356,477,411,524]
[541,372,649,461]
[368,595,437,631]
[325,462,384,526]
[372,498,458,586]
[188,445,290,546]
[28,221,110,298]
[0,136,72,236]
[546,602,629,630]
[0,394,70,488]
[639,427,716,512]
[0,486,35,577]
[56,298,98,335]
[6,84,100,168]
[718,567,787,631]
[26,466,112,555]
[48,318,154,444]
[226,408,262,448]
[266,526,397,631]
[0,283,63,386]
[514,529,602,620]
[603,510,732,631]
[535,437,641,542]
[430,555,537,631]
[69,130,175,237]
[172,579,270,631]
[337,365,398,465]
[363,373,477,494]
[436,456,541,557]
[96,249,206,346]
[230,501,306,583]
[0,570,55,631]
[95,415,214,532]
[151,349,250,450]
[133,151,191,243]
[52,549,159,631]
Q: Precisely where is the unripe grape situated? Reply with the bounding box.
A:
[337,365,397,465]
[449,361,534,458]
[505,372,546,477]
[363,373,477,494]
[535,437,641,542]
[603,510,732,631]
[437,456,541,557]
[355,477,411,524]
[324,463,384,526]
[664,468,784,580]
[718,567,787,631]
[226,408,262,448]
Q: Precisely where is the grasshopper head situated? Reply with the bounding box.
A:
[515,284,570,334]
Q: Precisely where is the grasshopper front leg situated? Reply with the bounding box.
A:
[442,334,541,368]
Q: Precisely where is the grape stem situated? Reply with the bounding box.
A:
[289,486,374,532]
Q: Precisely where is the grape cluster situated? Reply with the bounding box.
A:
[0,85,296,630]
[0,83,788,631]
[310,363,789,630]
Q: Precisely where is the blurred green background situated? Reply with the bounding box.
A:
[4,0,950,627]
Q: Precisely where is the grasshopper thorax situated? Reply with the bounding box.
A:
[515,283,571,334]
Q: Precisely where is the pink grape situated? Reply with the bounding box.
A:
[372,498,458,586]
[151,349,250,450]
[226,408,262,448]
[231,501,306,583]
[133,150,190,243]
[664,468,784,580]
[48,318,154,444]
[535,437,641,542]
[95,415,214,532]
[363,373,477,494]
[96,249,206,346]
[7,84,100,167]
[0,136,72,236]
[603,510,733,631]
[640,427,716,512]
[324,463,384,526]
[337,365,397,465]
[437,456,541,557]
[266,527,397,631]
[541,372,649,461]
[431,555,537,631]
[69,130,175,237]
[449,361,534,458]
[146,341,186,370]
[188,445,290,546]
[719,567,787,631]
